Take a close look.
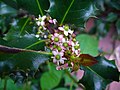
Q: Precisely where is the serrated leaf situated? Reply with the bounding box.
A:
[79,54,98,66]
[1,0,50,16]
[76,34,98,56]
[79,56,119,90]
[48,0,96,27]
[0,45,51,74]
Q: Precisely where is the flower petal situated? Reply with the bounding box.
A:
[64,31,68,36]
[58,27,64,31]
[52,50,57,55]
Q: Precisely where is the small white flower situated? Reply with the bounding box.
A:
[71,41,80,56]
[35,35,39,38]
[36,15,46,26]
[44,35,47,38]
[58,25,74,36]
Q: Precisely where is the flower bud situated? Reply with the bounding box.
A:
[63,42,68,47]
[55,54,60,60]
[64,25,69,31]
[54,37,59,42]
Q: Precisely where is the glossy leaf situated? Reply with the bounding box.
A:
[6,34,45,51]
[79,54,98,66]
[48,0,96,27]
[0,45,51,74]
[16,0,49,16]
[40,68,63,90]
[0,0,17,9]
[3,16,45,50]
[76,34,98,56]
[79,56,119,90]
[0,2,17,16]
[5,17,35,39]
[1,0,49,16]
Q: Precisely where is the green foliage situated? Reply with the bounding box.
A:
[0,0,120,90]
[0,2,17,15]
[76,34,98,56]
[0,78,17,90]
[1,0,50,16]
[0,45,51,74]
[40,68,63,90]
[106,12,118,22]
[48,0,96,27]
[79,56,119,90]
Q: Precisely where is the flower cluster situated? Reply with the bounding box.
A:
[35,15,81,70]
[35,15,57,39]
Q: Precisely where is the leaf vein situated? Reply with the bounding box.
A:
[60,0,75,25]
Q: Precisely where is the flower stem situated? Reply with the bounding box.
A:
[65,70,85,90]
[3,77,7,90]
[25,39,47,49]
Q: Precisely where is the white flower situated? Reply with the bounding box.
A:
[36,15,46,26]
[71,41,80,56]
[51,50,67,65]
[35,35,39,38]
[58,25,73,36]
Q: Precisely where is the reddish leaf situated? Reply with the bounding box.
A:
[79,54,98,66]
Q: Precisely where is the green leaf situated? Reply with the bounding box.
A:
[63,72,77,87]
[54,88,68,90]
[0,38,7,46]
[48,0,96,27]
[6,34,45,51]
[106,12,118,22]
[76,34,98,56]
[0,45,51,74]
[105,0,120,10]
[40,68,63,90]
[1,0,17,9]
[2,0,50,16]
[0,78,17,90]
[16,0,49,16]
[94,0,105,11]
[5,17,35,39]
[79,56,119,90]
[0,2,17,15]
